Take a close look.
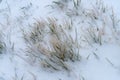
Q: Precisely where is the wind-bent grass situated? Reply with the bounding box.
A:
[50,0,120,46]
[22,0,120,72]
[23,18,80,71]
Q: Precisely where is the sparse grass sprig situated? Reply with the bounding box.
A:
[83,26,104,46]
[0,30,6,54]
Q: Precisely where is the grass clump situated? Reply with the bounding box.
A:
[23,18,80,71]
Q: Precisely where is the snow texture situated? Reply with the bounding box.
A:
[0,0,120,80]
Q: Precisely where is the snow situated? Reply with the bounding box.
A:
[79,44,120,80]
[0,0,120,80]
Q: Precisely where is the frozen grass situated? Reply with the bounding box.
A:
[0,30,6,54]
[83,27,103,46]
[50,0,120,46]
[23,18,80,71]
[22,0,120,72]
[0,0,120,80]
[49,0,82,17]
[0,25,15,54]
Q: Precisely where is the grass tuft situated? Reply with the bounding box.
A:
[23,18,80,71]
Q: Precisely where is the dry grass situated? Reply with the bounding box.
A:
[23,18,80,71]
[51,0,120,46]
[0,30,6,54]
[49,0,82,16]
[22,0,120,72]
[83,27,104,46]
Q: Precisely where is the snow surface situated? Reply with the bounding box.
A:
[0,0,120,80]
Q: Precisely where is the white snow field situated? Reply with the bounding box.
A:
[0,0,120,80]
